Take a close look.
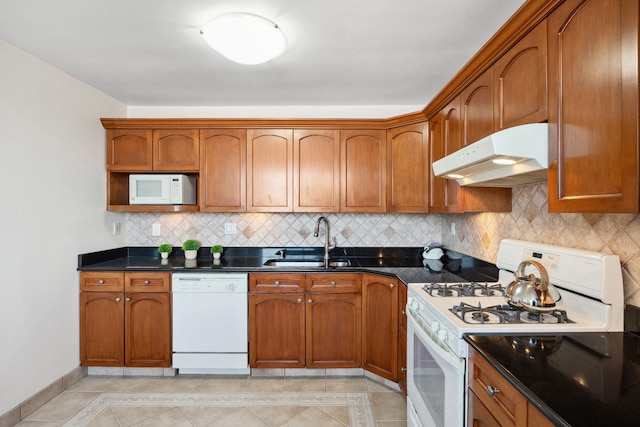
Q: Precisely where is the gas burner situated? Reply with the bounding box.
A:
[450,302,573,325]
[423,282,505,298]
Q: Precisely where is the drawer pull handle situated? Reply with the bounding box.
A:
[486,385,500,397]
[274,281,280,286]
[98,280,104,284]
[144,280,149,285]
[330,281,336,286]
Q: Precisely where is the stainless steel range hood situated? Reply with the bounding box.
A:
[432,123,549,187]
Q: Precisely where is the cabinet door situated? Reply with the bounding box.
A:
[247,129,293,212]
[386,123,429,212]
[462,68,494,146]
[548,0,638,212]
[294,129,340,212]
[106,129,152,171]
[200,129,247,212]
[306,293,361,368]
[442,97,464,213]
[362,274,398,381]
[494,19,548,130]
[249,293,305,368]
[468,390,501,427]
[125,292,172,367]
[340,129,387,212]
[428,113,447,212]
[152,129,199,171]
[80,292,125,366]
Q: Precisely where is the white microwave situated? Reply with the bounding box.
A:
[129,174,196,205]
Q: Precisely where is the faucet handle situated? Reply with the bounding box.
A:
[328,237,336,251]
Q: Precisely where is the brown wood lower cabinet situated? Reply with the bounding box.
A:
[249,273,362,369]
[468,347,554,427]
[79,271,172,368]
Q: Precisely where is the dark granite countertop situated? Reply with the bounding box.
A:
[465,332,640,427]
[77,246,499,285]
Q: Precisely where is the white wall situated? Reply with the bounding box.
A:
[0,39,126,415]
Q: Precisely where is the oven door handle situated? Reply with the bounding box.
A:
[408,310,465,373]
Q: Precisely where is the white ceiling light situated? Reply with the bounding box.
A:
[200,12,287,65]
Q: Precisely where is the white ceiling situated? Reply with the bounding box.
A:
[0,0,526,108]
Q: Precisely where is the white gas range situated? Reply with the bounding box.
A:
[405,239,624,427]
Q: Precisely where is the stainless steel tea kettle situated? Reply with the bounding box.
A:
[504,259,561,312]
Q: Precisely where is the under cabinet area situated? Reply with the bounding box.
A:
[79,271,172,368]
[468,347,553,427]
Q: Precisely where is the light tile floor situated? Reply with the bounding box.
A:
[15,376,407,426]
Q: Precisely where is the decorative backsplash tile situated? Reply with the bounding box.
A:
[127,212,444,250]
[441,183,640,307]
[127,182,640,306]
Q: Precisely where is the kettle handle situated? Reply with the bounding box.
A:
[514,259,550,292]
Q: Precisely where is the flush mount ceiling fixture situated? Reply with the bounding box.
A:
[200,12,287,65]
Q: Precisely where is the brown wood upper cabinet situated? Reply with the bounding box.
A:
[199,129,247,212]
[462,68,495,146]
[493,19,548,130]
[341,129,387,212]
[294,129,340,212]
[386,123,429,212]
[247,129,294,212]
[106,129,199,171]
[547,0,639,213]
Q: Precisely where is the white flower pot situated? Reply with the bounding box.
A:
[160,252,169,259]
[213,252,221,259]
[184,249,198,260]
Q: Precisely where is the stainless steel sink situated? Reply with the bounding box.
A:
[263,259,351,268]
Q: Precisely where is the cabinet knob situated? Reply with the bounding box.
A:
[297,298,303,304]
[125,297,131,302]
[274,280,280,286]
[402,310,406,316]
[389,283,395,288]
[486,385,500,397]
[115,297,121,302]
[330,281,336,286]
[98,280,104,284]
[308,299,313,304]
[144,280,149,285]
[401,367,407,372]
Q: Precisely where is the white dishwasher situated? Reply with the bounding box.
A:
[172,272,249,374]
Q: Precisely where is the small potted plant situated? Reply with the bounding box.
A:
[210,245,224,259]
[157,243,173,259]
[182,239,200,260]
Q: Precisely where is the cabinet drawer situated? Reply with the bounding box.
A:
[80,272,124,292]
[469,347,527,427]
[125,272,171,292]
[305,273,361,293]
[250,273,305,293]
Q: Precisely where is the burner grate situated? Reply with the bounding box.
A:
[423,282,505,298]
[450,302,573,325]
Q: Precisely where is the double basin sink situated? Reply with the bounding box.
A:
[263,258,352,268]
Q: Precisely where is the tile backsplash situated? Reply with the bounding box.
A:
[127,182,640,306]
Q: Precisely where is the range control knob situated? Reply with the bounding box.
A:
[430,321,440,334]
[438,329,448,342]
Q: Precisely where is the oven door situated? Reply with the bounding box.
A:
[407,310,465,427]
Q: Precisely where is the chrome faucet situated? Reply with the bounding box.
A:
[313,216,336,267]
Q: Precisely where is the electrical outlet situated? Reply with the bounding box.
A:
[450,222,456,236]
[224,222,237,235]
[112,222,121,235]
[152,223,161,236]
